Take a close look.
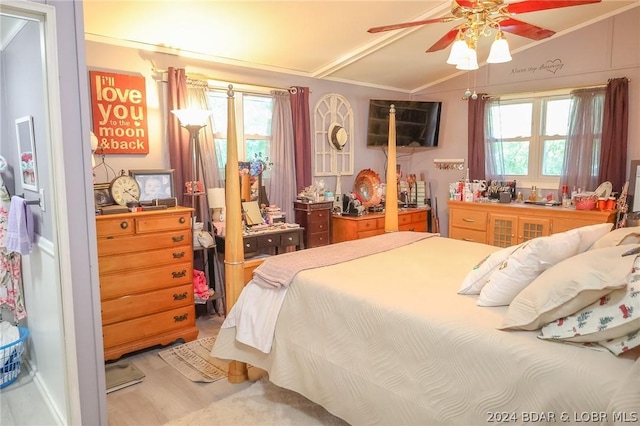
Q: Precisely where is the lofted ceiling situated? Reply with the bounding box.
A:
[80,0,637,93]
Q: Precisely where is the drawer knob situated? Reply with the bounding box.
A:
[173,313,188,322]
[172,270,187,279]
[179,217,186,224]
[172,235,185,243]
[287,237,292,241]
[173,292,188,301]
[120,221,128,229]
[267,238,273,243]
[319,224,324,229]
[245,243,251,248]
[173,252,185,259]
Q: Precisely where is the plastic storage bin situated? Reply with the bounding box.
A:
[0,327,29,389]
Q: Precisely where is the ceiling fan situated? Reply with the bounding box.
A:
[368,0,602,57]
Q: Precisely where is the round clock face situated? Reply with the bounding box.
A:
[109,175,141,206]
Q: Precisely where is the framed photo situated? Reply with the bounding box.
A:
[129,169,175,201]
[94,182,114,208]
[15,116,38,192]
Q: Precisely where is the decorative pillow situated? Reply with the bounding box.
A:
[597,329,640,356]
[458,244,521,295]
[590,226,640,250]
[539,254,640,343]
[478,231,581,307]
[569,223,613,253]
[500,244,635,330]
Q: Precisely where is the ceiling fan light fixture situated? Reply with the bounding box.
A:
[455,46,479,70]
[487,31,512,63]
[446,32,468,65]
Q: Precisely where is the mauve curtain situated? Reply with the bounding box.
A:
[167,68,190,206]
[559,87,605,193]
[484,98,506,181]
[467,95,488,180]
[268,90,297,222]
[599,77,629,192]
[290,86,311,192]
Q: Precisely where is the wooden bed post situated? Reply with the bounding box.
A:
[385,104,399,232]
[224,85,249,383]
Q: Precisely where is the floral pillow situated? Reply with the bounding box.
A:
[478,231,581,307]
[539,254,640,343]
[597,329,640,356]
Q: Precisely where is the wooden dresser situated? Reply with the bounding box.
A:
[448,200,616,248]
[332,208,429,243]
[294,201,333,248]
[96,207,199,361]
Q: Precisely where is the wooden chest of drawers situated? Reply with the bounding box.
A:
[332,208,429,243]
[294,201,333,248]
[96,207,198,361]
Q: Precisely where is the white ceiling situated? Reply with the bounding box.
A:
[73,0,640,92]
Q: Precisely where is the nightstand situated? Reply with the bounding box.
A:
[294,201,333,248]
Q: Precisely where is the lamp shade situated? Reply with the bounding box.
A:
[446,39,468,65]
[487,37,512,63]
[171,109,213,127]
[207,187,226,209]
[455,47,479,70]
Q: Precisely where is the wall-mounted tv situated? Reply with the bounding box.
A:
[366,99,442,149]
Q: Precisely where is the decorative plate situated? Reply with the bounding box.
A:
[353,169,382,208]
[594,181,613,199]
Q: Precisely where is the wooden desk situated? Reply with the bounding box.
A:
[332,207,429,243]
[215,226,304,258]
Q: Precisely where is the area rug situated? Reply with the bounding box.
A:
[164,377,348,425]
[158,336,229,383]
[105,362,145,393]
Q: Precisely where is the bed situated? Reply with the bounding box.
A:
[212,91,640,425]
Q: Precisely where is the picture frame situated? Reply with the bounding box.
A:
[129,169,175,202]
[15,116,38,192]
[94,182,114,208]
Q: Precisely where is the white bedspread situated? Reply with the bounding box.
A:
[213,236,640,425]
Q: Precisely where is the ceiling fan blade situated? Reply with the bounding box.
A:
[500,17,555,40]
[368,17,454,33]
[426,27,461,52]
[507,0,601,14]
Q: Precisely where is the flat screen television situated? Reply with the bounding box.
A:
[366,99,442,149]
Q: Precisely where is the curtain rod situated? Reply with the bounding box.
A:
[152,68,302,94]
[481,77,630,101]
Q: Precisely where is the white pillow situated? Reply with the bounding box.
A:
[540,254,640,343]
[500,245,635,330]
[570,223,613,253]
[590,226,640,250]
[458,244,521,295]
[478,231,581,307]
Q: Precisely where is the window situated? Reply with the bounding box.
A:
[207,89,274,173]
[486,93,572,186]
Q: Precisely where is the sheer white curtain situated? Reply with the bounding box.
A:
[484,98,505,181]
[267,90,297,222]
[559,87,605,193]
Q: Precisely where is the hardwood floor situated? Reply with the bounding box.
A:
[1,314,267,426]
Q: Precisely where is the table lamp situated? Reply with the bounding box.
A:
[207,187,225,222]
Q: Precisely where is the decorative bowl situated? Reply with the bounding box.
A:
[574,194,597,210]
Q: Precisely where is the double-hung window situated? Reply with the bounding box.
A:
[486,92,572,188]
[207,89,274,176]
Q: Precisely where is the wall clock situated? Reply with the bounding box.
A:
[313,93,354,178]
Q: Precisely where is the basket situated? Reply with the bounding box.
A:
[0,327,29,389]
[574,194,597,210]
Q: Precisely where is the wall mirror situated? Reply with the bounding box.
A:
[15,115,38,191]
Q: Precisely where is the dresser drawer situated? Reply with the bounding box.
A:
[257,233,280,249]
[96,218,135,238]
[411,211,428,223]
[399,222,426,232]
[98,245,192,274]
[356,218,378,232]
[398,214,413,226]
[307,217,329,233]
[450,209,488,231]
[450,227,487,243]
[242,237,258,253]
[136,212,191,234]
[307,233,329,247]
[100,261,192,300]
[103,306,196,348]
[101,283,193,325]
[280,231,300,247]
[98,229,190,256]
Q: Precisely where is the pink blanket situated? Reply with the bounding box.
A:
[253,231,435,289]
